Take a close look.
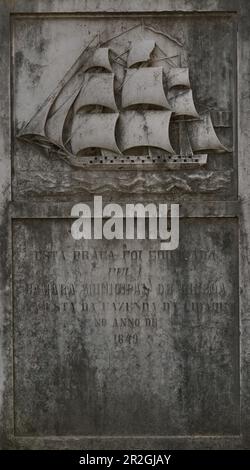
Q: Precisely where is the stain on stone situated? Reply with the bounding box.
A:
[15,51,24,68]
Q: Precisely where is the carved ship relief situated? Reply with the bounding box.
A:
[17,24,229,169]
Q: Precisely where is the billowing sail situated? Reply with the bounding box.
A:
[167,67,190,89]
[71,112,120,155]
[187,112,228,153]
[119,110,174,154]
[18,99,52,145]
[74,73,118,112]
[17,39,99,150]
[17,30,229,169]
[84,47,112,72]
[122,67,171,110]
[178,120,193,156]
[46,87,81,146]
[170,89,199,119]
[127,40,156,68]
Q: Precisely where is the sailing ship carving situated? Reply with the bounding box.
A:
[17,29,229,169]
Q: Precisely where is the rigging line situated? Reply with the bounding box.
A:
[47,82,83,120]
[116,62,146,92]
[21,139,68,156]
[112,49,130,62]
[64,110,119,150]
[63,116,90,146]
[46,67,102,120]
[50,68,118,119]
[166,58,178,68]
[47,75,106,141]
[64,110,102,147]
[169,89,193,100]
[19,34,99,133]
[156,45,180,68]
[100,23,141,46]
[112,60,126,67]
[64,97,118,147]
[20,27,138,134]
[153,55,179,62]
[144,25,184,48]
[110,49,127,66]
[197,103,220,112]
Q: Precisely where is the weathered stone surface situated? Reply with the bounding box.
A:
[13,218,239,436]
[1,0,250,451]
[13,13,236,199]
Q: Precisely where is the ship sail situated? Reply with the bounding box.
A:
[20,72,84,152]
[167,67,190,89]
[17,31,230,168]
[178,121,194,156]
[17,38,101,152]
[119,110,174,154]
[187,112,228,153]
[46,87,81,146]
[20,100,52,145]
[71,112,120,155]
[122,67,171,110]
[127,39,156,68]
[84,47,112,72]
[74,73,118,112]
[170,89,199,119]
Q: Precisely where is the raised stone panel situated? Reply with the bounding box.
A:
[13,218,239,436]
[12,13,237,200]
[1,0,250,451]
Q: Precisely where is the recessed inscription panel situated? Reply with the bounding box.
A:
[13,219,239,436]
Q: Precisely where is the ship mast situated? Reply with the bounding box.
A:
[17,27,229,167]
[168,53,197,158]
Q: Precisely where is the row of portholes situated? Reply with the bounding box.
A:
[87,155,200,164]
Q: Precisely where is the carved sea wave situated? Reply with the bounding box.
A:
[15,170,233,197]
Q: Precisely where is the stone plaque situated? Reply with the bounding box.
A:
[12,9,236,201]
[13,219,239,436]
[1,0,250,451]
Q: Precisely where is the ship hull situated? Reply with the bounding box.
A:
[49,151,208,170]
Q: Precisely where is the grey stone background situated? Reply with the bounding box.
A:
[0,0,250,450]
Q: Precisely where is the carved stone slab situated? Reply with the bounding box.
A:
[12,12,236,199]
[1,0,250,452]
[13,218,239,436]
